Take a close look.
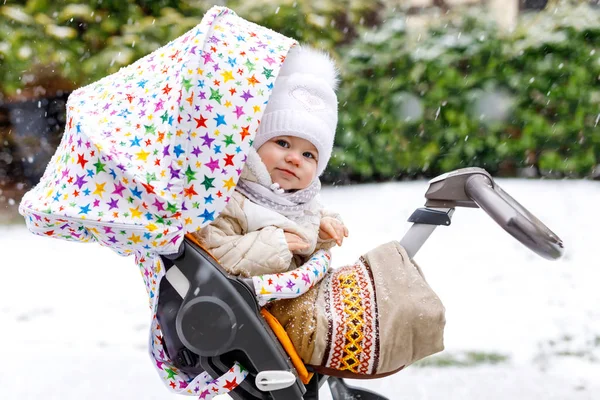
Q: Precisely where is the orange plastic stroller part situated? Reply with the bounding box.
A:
[260,308,314,385]
[185,233,314,385]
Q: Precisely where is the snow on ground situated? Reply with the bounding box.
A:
[1,179,598,399]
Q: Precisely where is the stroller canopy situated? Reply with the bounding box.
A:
[19,7,297,256]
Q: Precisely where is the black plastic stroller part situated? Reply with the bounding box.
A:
[328,377,389,400]
[408,208,452,226]
[157,239,306,400]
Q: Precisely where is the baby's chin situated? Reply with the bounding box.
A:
[274,180,299,191]
[271,177,305,191]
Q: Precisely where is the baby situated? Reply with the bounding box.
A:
[193,45,347,278]
[194,46,445,376]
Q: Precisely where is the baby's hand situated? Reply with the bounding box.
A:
[319,217,349,246]
[284,232,310,252]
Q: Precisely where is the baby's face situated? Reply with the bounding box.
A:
[257,136,318,191]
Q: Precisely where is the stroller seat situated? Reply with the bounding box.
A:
[157,235,387,400]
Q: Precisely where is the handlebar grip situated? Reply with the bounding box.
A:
[464,175,564,260]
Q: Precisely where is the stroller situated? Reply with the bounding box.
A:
[18,6,564,400]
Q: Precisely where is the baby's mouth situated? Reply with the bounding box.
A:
[277,168,297,178]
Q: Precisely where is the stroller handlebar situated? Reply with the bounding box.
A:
[421,168,564,260]
[464,174,564,260]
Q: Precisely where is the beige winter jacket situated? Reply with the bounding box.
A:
[192,149,338,277]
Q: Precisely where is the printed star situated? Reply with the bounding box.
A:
[128,233,142,244]
[184,165,197,183]
[259,286,270,295]
[78,204,91,215]
[244,59,255,72]
[166,202,179,214]
[201,175,215,190]
[239,126,251,141]
[169,165,181,179]
[204,194,214,204]
[130,186,143,199]
[246,75,260,87]
[209,88,223,104]
[160,111,169,123]
[130,207,143,219]
[205,158,220,172]
[214,114,226,126]
[107,198,119,210]
[223,153,235,166]
[201,52,214,64]
[223,134,235,147]
[223,378,238,391]
[93,182,106,197]
[130,136,142,147]
[141,182,156,194]
[74,174,88,189]
[136,149,150,161]
[302,273,311,285]
[182,77,193,91]
[223,177,235,191]
[233,106,245,119]
[173,144,185,158]
[253,105,261,113]
[77,153,88,168]
[146,172,158,182]
[240,90,253,102]
[200,133,215,148]
[144,124,156,135]
[194,114,208,128]
[191,146,202,157]
[112,182,126,197]
[262,67,274,79]
[221,70,234,82]
[184,184,198,199]
[199,208,215,223]
[152,198,165,212]
[93,160,106,173]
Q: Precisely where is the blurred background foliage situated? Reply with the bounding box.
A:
[0,0,599,193]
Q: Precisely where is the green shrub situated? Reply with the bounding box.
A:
[1,1,598,182]
[325,5,600,182]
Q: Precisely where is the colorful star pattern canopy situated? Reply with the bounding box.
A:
[19,6,297,399]
[20,6,296,257]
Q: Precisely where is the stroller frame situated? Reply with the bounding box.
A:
[157,167,563,400]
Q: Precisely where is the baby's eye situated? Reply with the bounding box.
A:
[275,139,290,148]
[303,151,317,160]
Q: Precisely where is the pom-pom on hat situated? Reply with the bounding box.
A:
[253,45,339,176]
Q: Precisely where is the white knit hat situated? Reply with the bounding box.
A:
[253,45,339,176]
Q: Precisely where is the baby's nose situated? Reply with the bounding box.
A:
[286,151,302,165]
